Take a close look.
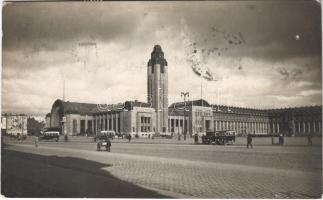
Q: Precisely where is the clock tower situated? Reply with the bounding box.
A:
[147,45,168,134]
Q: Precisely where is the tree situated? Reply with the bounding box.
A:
[27,117,45,136]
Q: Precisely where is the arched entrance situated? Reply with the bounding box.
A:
[50,100,65,132]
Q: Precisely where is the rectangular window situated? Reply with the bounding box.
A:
[113,118,116,131]
[80,120,85,133]
[73,120,77,134]
[206,120,210,131]
[87,121,92,132]
[118,117,120,133]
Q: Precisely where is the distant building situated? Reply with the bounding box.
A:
[45,45,322,137]
[1,113,28,136]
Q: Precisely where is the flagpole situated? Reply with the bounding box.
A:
[200,76,202,100]
[201,76,203,107]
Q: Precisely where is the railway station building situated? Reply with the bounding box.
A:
[46,45,322,137]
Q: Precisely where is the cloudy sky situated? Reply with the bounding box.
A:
[2,0,322,116]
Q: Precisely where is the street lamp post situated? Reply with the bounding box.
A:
[181,92,189,140]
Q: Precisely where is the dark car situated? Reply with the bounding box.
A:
[97,135,111,151]
[115,133,124,139]
[94,131,115,142]
[39,128,60,142]
[202,131,235,145]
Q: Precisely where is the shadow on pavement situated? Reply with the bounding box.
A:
[1,149,170,198]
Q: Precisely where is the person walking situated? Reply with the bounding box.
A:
[247,134,253,149]
[279,134,284,145]
[34,135,39,148]
[307,134,313,145]
[64,134,69,142]
[106,138,111,152]
[194,133,198,144]
[128,134,132,142]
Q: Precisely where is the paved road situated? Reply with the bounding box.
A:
[2,139,322,198]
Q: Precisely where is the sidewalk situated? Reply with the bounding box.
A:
[64,135,196,145]
[62,135,322,146]
[10,135,321,146]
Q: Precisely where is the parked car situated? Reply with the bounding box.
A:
[115,133,124,139]
[96,135,111,151]
[94,130,115,142]
[39,128,60,142]
[202,130,235,145]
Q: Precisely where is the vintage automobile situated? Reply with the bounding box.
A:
[114,133,124,139]
[96,135,111,151]
[94,130,115,142]
[202,130,236,145]
[39,128,60,142]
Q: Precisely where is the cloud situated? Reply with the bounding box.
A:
[2,1,322,115]
[300,89,322,96]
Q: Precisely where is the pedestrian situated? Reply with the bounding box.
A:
[34,135,39,148]
[64,134,69,142]
[194,133,198,144]
[247,134,253,149]
[128,134,132,142]
[106,138,111,152]
[307,134,313,145]
[279,134,284,145]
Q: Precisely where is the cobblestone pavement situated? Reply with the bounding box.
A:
[3,141,322,198]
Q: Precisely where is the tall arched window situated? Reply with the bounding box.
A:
[73,120,77,134]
